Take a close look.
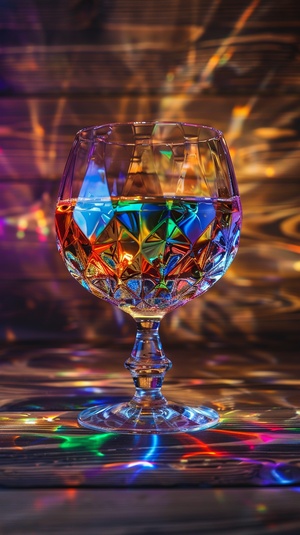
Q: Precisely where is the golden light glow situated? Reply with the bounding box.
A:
[265,166,275,178]
[122,252,133,264]
[293,261,300,272]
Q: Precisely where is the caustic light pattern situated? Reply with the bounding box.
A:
[55,196,241,318]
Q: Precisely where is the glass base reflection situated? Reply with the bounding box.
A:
[78,402,219,434]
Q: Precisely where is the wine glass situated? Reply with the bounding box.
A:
[55,121,242,434]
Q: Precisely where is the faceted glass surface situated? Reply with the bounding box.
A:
[56,196,241,320]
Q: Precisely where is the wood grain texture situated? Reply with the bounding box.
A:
[0,343,299,491]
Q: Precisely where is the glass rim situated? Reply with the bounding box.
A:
[76,121,223,146]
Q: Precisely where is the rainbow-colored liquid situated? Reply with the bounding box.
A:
[55,196,241,319]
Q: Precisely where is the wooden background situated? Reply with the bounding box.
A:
[0,0,299,349]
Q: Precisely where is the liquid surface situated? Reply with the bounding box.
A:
[55,196,242,319]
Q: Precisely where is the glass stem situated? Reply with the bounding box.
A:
[125,320,172,409]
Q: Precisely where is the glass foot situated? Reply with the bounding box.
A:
[78,402,219,434]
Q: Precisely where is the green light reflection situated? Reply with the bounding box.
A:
[57,431,112,457]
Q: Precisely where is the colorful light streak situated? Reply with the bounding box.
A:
[99,434,159,474]
[144,433,158,460]
[58,433,110,456]
[0,409,298,486]
[160,0,263,120]
[180,433,222,459]
[200,0,261,86]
